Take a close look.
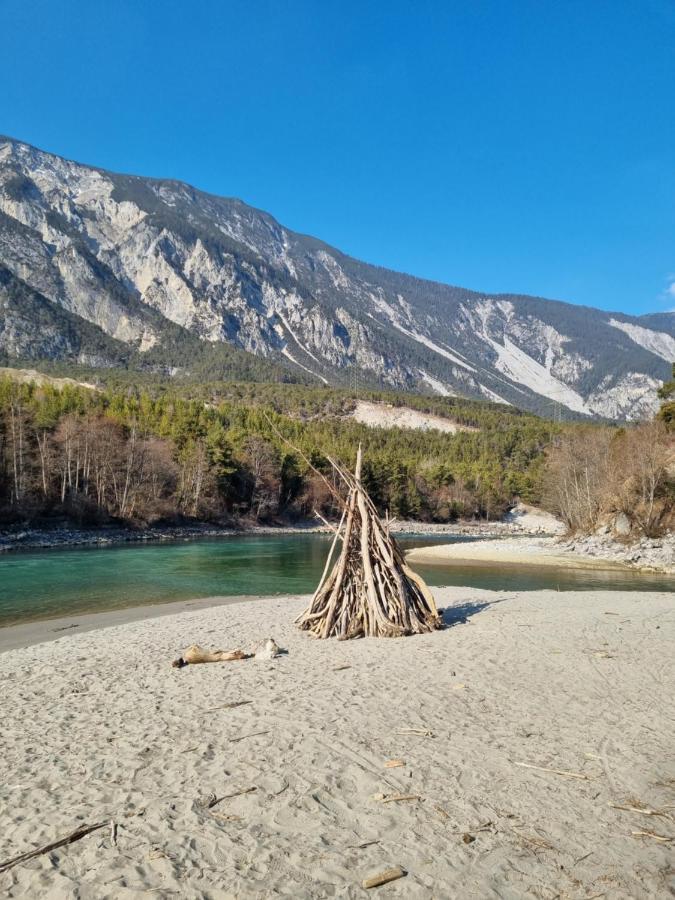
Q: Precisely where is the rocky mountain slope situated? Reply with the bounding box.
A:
[1,135,673,419]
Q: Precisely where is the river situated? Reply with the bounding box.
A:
[1,533,673,627]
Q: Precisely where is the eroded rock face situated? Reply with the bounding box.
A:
[613,512,632,536]
[1,135,673,420]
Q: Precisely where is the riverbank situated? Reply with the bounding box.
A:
[0,517,548,554]
[0,522,328,554]
[407,533,675,575]
[1,587,673,898]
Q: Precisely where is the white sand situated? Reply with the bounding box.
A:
[406,538,631,570]
[1,587,674,898]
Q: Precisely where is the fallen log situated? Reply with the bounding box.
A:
[362,866,407,889]
[172,645,250,668]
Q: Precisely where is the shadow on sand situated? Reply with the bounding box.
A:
[440,597,509,627]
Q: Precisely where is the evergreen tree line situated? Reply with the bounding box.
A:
[0,378,551,527]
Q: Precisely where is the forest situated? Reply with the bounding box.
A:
[1,371,672,535]
[0,377,551,528]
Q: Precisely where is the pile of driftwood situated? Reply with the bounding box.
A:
[297,446,441,639]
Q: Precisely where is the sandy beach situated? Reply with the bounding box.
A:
[406,536,675,574]
[405,538,629,570]
[1,587,673,898]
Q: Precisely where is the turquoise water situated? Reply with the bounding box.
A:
[0,533,673,627]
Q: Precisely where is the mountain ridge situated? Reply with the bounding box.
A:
[1,134,673,420]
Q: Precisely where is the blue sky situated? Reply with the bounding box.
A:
[3,0,674,315]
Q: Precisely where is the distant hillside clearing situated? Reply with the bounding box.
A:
[0,367,101,392]
[349,400,477,433]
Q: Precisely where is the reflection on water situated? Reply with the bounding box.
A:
[0,533,672,627]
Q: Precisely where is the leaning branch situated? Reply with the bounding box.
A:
[0,821,108,874]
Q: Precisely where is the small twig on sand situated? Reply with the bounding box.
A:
[333,665,352,671]
[204,701,252,711]
[434,805,451,821]
[211,812,243,822]
[0,821,108,874]
[514,762,589,780]
[396,728,434,737]
[362,866,407,889]
[229,731,270,743]
[450,821,493,835]
[207,787,257,809]
[349,839,380,849]
[631,829,673,843]
[610,804,672,820]
[511,828,555,850]
[380,794,421,804]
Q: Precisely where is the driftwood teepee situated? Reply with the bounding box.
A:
[296,446,442,639]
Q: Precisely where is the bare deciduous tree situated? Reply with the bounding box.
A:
[545,421,674,536]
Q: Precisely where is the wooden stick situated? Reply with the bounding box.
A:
[610,804,671,819]
[362,866,406,889]
[631,829,672,843]
[514,762,589,780]
[380,794,421,804]
[229,731,269,743]
[511,827,555,850]
[309,506,346,608]
[396,728,434,737]
[172,647,250,668]
[0,821,108,874]
[320,484,358,638]
[207,787,257,808]
[263,413,345,504]
[211,812,243,822]
[203,701,252,711]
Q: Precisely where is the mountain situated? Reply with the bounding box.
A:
[1,135,673,420]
